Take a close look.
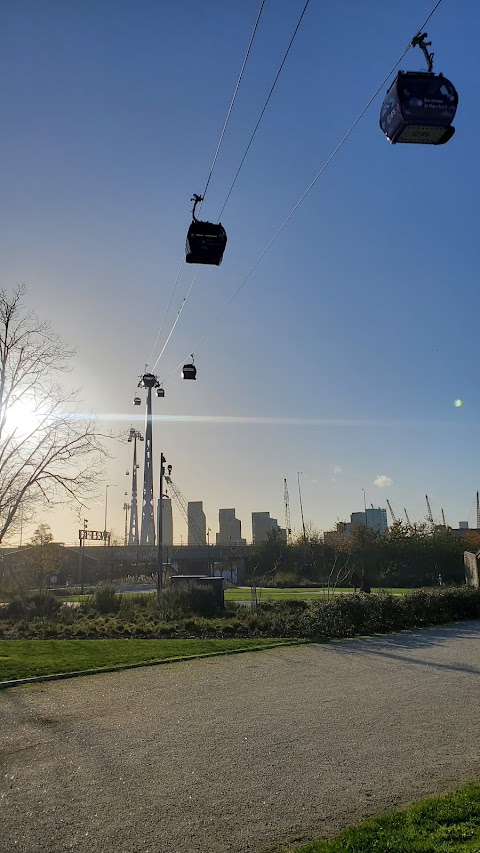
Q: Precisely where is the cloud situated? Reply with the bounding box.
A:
[374,474,393,488]
[332,465,343,476]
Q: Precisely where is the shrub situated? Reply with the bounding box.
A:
[93,585,119,614]
[162,583,220,620]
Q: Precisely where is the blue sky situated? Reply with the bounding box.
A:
[1,0,479,543]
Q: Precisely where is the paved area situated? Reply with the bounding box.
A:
[1,622,480,853]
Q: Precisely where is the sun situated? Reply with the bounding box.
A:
[6,398,42,436]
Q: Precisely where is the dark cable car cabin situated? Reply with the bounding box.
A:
[185,194,227,266]
[181,356,197,380]
[379,33,458,145]
[156,385,165,398]
[133,395,141,406]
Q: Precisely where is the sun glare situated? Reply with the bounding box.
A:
[6,399,42,436]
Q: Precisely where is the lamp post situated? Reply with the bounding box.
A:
[207,527,212,576]
[297,471,306,540]
[104,484,117,546]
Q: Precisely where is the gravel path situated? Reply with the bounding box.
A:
[1,622,480,853]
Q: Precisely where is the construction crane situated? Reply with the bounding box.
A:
[164,475,205,546]
[404,508,412,527]
[284,479,292,541]
[425,494,434,525]
[441,508,447,528]
[386,499,398,525]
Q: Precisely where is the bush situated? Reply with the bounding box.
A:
[162,583,220,620]
[5,592,62,622]
[93,585,119,614]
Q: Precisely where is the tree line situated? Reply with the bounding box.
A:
[247,523,479,588]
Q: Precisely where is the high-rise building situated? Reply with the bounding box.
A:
[350,508,387,533]
[187,501,206,545]
[157,497,173,546]
[251,512,286,545]
[216,509,246,545]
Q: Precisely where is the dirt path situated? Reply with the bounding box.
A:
[1,622,480,853]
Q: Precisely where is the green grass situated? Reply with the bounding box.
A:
[0,638,294,682]
[288,782,480,852]
[225,587,414,601]
[61,587,415,603]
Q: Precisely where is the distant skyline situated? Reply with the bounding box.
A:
[1,0,479,544]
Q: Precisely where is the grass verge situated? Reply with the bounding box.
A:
[0,638,297,682]
[287,782,480,852]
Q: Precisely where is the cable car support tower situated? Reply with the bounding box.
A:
[138,372,162,545]
[127,427,143,545]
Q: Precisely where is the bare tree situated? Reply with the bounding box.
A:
[0,285,109,543]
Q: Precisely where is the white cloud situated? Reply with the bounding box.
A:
[332,465,343,475]
[374,474,393,488]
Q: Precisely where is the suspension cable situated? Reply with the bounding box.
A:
[145,0,266,372]
[163,0,445,375]
[146,257,184,367]
[217,0,312,221]
[151,273,198,371]
[201,0,266,206]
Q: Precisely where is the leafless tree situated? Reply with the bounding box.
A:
[0,285,110,543]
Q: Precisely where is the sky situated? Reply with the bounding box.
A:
[1,0,479,544]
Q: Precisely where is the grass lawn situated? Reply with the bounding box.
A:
[60,587,415,603]
[225,587,414,601]
[0,638,295,682]
[289,782,480,852]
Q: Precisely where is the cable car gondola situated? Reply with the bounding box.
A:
[181,355,197,380]
[133,395,141,406]
[156,385,165,398]
[380,33,458,145]
[185,194,227,266]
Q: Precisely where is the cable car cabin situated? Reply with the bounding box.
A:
[156,387,165,398]
[133,396,141,406]
[185,220,227,265]
[181,363,197,380]
[380,72,457,145]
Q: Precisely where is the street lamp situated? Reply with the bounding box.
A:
[104,484,117,545]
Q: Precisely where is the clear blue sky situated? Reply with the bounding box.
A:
[1,0,479,542]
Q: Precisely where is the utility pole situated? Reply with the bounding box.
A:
[157,454,168,600]
[127,428,143,545]
[284,479,292,541]
[137,372,162,545]
[297,472,306,540]
[123,502,130,546]
[79,518,88,594]
[104,484,117,546]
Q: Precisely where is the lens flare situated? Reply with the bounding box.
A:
[454,399,463,408]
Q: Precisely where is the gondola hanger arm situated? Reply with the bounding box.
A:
[411,32,434,72]
[191,194,203,222]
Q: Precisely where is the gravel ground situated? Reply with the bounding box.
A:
[1,622,480,853]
